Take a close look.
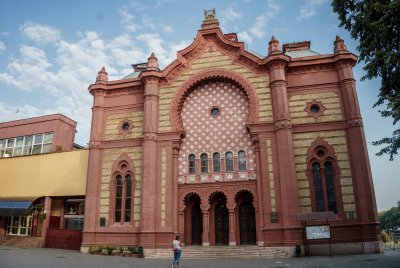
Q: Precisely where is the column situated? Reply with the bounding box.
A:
[252,136,265,246]
[201,204,210,246]
[267,37,301,244]
[228,209,236,246]
[172,144,180,234]
[334,37,379,224]
[139,53,161,249]
[41,196,52,246]
[83,67,108,245]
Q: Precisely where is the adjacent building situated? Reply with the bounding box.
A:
[0,114,88,249]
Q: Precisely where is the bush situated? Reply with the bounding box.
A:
[381,231,389,243]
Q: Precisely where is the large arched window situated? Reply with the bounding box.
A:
[307,139,342,215]
[110,154,135,225]
[213,152,221,172]
[238,150,247,171]
[225,152,233,172]
[114,174,134,223]
[311,161,337,213]
[200,153,208,173]
[188,154,196,174]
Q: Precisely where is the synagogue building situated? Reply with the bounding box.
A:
[81,10,382,256]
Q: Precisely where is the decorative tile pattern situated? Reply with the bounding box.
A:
[178,80,255,183]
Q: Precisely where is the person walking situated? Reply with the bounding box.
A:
[172,235,182,268]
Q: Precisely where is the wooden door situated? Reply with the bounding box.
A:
[215,204,229,245]
[191,204,203,245]
[239,202,256,245]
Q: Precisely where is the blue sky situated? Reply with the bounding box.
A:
[0,0,398,211]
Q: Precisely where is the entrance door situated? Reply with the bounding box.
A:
[239,202,256,245]
[191,204,203,245]
[215,204,229,245]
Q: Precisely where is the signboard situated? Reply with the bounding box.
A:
[306,225,331,240]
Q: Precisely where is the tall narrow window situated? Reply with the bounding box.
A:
[312,163,324,212]
[188,154,196,174]
[325,162,337,213]
[238,150,246,171]
[225,152,233,172]
[125,175,132,222]
[213,152,221,172]
[311,161,338,213]
[201,153,208,173]
[307,140,342,216]
[115,175,123,222]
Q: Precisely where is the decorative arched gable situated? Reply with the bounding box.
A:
[170,68,259,131]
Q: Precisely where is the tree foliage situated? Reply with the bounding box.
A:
[332,0,400,160]
[379,201,400,232]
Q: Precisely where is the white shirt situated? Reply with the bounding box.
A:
[172,239,181,250]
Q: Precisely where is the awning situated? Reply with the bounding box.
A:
[0,201,33,217]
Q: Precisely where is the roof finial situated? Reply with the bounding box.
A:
[95,66,108,84]
[268,36,281,55]
[202,8,219,29]
[146,52,159,71]
[334,35,348,54]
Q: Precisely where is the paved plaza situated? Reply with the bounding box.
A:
[0,246,399,268]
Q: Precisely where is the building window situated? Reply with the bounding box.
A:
[225,151,233,172]
[0,132,53,158]
[307,139,342,215]
[201,153,208,173]
[305,99,326,119]
[119,120,134,134]
[213,152,221,172]
[188,154,196,174]
[210,107,220,117]
[311,161,337,213]
[114,174,133,224]
[64,199,85,230]
[238,150,247,171]
[125,175,132,222]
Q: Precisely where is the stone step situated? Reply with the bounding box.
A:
[146,246,289,259]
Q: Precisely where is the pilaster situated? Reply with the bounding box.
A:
[266,37,301,244]
[335,41,378,225]
[139,53,162,247]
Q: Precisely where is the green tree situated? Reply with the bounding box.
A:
[379,201,400,232]
[332,0,400,160]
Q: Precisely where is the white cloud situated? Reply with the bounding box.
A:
[238,31,253,44]
[297,0,328,21]
[19,22,61,45]
[220,7,243,22]
[119,8,139,32]
[239,0,280,44]
[162,25,174,34]
[0,41,5,54]
[0,45,54,91]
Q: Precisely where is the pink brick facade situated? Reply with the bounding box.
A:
[82,13,382,256]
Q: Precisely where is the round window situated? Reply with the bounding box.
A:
[317,149,325,158]
[122,122,130,131]
[310,104,320,113]
[211,107,220,117]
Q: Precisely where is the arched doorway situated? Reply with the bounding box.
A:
[191,204,203,245]
[238,202,256,244]
[209,192,229,246]
[215,203,229,245]
[184,193,203,245]
[235,190,256,245]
